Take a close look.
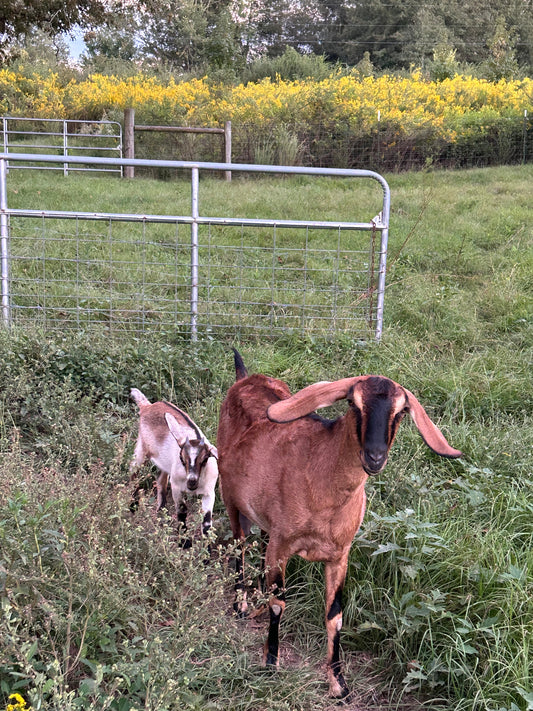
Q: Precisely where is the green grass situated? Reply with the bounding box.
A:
[0,164,532,710]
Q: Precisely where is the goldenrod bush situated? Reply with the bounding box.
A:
[1,69,532,169]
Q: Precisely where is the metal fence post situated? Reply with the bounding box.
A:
[190,166,199,341]
[0,157,11,326]
[374,176,391,342]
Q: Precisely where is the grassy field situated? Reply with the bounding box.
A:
[0,164,532,711]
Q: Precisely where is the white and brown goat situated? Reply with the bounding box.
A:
[130,388,218,538]
[217,350,462,698]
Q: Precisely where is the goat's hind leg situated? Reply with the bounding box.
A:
[226,506,251,617]
[263,544,287,667]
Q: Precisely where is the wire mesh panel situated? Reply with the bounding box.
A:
[7,216,193,335]
[0,154,390,341]
[6,216,381,339]
[197,223,380,338]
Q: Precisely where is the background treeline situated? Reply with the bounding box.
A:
[1,0,533,81]
[2,0,533,172]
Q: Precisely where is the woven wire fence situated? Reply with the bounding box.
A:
[1,155,390,341]
[6,216,382,339]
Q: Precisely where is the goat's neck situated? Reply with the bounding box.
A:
[327,412,367,490]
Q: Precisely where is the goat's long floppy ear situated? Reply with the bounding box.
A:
[208,445,219,459]
[267,377,363,422]
[403,388,463,458]
[165,412,187,446]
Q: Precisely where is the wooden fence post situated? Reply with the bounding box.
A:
[124,108,135,178]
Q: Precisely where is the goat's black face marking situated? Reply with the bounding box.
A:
[353,377,407,475]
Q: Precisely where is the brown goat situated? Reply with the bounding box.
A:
[217,350,462,698]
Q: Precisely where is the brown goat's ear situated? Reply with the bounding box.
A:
[403,388,463,458]
[267,377,364,422]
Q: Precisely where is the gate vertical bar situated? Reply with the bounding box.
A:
[190,166,199,341]
[63,120,69,176]
[0,158,11,326]
[374,177,390,342]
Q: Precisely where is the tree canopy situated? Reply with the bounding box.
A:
[0,0,112,61]
[2,0,532,76]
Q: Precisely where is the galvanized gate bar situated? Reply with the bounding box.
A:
[0,152,390,340]
[1,119,123,175]
[0,158,9,325]
[191,166,200,340]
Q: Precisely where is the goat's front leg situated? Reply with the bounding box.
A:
[155,471,169,512]
[170,487,191,547]
[263,544,287,667]
[324,556,350,698]
[201,490,215,536]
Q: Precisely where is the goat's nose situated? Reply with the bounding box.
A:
[187,477,199,491]
[363,448,388,472]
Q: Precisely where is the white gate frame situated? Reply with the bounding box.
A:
[0,152,390,340]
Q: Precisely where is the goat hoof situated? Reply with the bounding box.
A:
[233,602,248,619]
[179,537,192,549]
[328,673,350,701]
[264,654,278,667]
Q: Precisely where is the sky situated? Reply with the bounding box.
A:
[64,28,86,61]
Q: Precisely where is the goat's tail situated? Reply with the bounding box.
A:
[130,388,151,407]
[232,348,248,381]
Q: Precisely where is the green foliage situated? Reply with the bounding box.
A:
[0,0,107,63]
[481,16,521,81]
[429,41,461,82]
[0,165,532,710]
[243,47,338,83]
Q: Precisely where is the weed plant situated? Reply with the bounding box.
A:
[0,165,532,710]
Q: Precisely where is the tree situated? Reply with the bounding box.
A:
[82,8,141,72]
[0,0,111,62]
[482,15,520,79]
[272,0,532,74]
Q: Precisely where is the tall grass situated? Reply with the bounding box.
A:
[0,164,532,710]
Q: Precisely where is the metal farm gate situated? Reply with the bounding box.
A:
[1,117,123,175]
[0,153,390,341]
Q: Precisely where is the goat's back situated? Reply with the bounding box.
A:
[139,402,196,442]
[217,374,290,446]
